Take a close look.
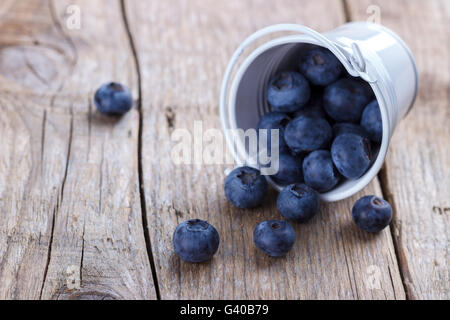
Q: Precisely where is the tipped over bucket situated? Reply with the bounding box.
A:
[220,22,418,202]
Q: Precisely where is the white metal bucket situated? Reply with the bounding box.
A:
[220,22,418,202]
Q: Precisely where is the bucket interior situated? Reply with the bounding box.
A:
[232,42,384,201]
[234,43,316,132]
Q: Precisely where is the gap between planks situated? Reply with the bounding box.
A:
[119,0,161,300]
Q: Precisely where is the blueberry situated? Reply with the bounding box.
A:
[299,47,343,86]
[257,112,291,154]
[173,219,220,262]
[277,183,319,223]
[303,150,340,192]
[267,71,311,113]
[331,133,373,179]
[94,82,133,115]
[332,122,369,139]
[224,166,267,208]
[284,116,332,154]
[352,195,392,232]
[323,78,372,122]
[361,100,382,143]
[269,153,303,185]
[253,220,296,257]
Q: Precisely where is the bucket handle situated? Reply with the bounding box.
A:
[220,24,373,128]
[221,24,374,105]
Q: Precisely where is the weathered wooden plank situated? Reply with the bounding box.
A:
[0,0,156,299]
[0,0,74,299]
[346,0,450,300]
[126,0,405,299]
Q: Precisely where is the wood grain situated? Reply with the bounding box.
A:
[125,0,405,299]
[0,0,156,299]
[2,0,445,300]
[346,0,450,300]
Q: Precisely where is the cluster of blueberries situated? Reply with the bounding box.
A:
[261,48,382,190]
[92,47,392,263]
[171,47,392,262]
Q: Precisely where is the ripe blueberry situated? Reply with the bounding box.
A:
[331,133,373,179]
[284,116,332,154]
[269,153,303,186]
[173,219,220,262]
[352,195,392,232]
[257,112,291,154]
[253,220,296,257]
[303,150,340,192]
[224,166,267,209]
[361,100,383,143]
[323,78,372,123]
[94,82,133,115]
[277,183,319,223]
[267,71,311,113]
[299,47,343,86]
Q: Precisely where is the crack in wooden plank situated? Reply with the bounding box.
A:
[39,107,73,299]
[80,222,85,286]
[378,164,412,299]
[120,0,161,300]
[39,207,56,299]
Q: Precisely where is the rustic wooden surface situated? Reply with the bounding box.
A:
[0,0,447,300]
